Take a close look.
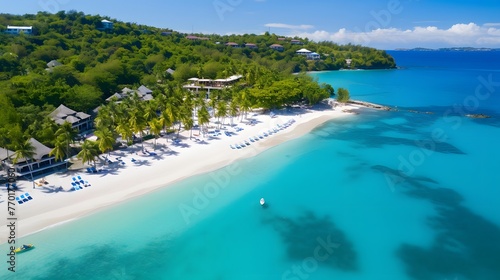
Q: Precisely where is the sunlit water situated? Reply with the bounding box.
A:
[2,51,500,280]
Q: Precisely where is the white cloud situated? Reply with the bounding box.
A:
[484,23,500,27]
[292,23,500,49]
[264,23,314,30]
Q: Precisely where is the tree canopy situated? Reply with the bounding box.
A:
[0,11,395,152]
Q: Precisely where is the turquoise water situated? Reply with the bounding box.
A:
[2,51,500,279]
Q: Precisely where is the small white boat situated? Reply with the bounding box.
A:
[260,198,266,206]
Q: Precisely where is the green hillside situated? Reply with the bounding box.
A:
[0,11,395,149]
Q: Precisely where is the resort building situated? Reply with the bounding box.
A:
[186,35,210,41]
[183,75,243,94]
[49,104,92,134]
[4,25,33,35]
[46,60,62,72]
[345,59,353,67]
[296,48,312,55]
[291,39,303,45]
[166,68,175,75]
[270,44,284,51]
[100,19,114,30]
[307,52,321,60]
[106,85,154,102]
[245,43,258,49]
[1,138,66,178]
[296,48,320,60]
[225,42,240,48]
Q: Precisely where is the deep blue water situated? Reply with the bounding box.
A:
[311,51,500,117]
[1,51,500,280]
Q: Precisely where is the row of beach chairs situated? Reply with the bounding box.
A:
[230,119,296,150]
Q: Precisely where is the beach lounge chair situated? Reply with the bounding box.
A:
[24,193,33,200]
[77,175,82,180]
[16,197,23,204]
[19,195,28,202]
[230,144,236,149]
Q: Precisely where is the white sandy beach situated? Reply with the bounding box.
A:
[0,104,361,241]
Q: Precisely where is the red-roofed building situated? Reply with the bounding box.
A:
[245,43,258,49]
[270,44,284,51]
[225,42,240,48]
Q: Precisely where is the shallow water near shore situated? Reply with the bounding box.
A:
[2,51,500,279]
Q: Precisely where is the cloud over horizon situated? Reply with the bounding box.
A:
[291,23,500,49]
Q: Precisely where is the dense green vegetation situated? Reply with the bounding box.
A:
[0,11,396,156]
[336,88,350,103]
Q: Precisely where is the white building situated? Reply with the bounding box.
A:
[296,48,312,55]
[100,19,114,30]
[307,52,321,60]
[183,75,243,94]
[4,25,33,35]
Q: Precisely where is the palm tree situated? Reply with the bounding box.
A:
[116,120,134,145]
[54,121,76,161]
[129,108,147,149]
[239,89,252,121]
[13,139,36,189]
[77,140,99,168]
[149,118,163,149]
[160,109,174,142]
[94,127,115,158]
[229,101,239,126]
[143,99,158,123]
[162,102,177,140]
[197,105,210,138]
[94,105,113,130]
[0,128,11,159]
[49,136,67,167]
[215,100,228,129]
[176,103,194,138]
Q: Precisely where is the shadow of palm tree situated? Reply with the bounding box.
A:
[39,186,66,193]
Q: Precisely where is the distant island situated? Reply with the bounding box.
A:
[394,47,500,52]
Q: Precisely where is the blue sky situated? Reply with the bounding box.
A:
[3,0,500,49]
